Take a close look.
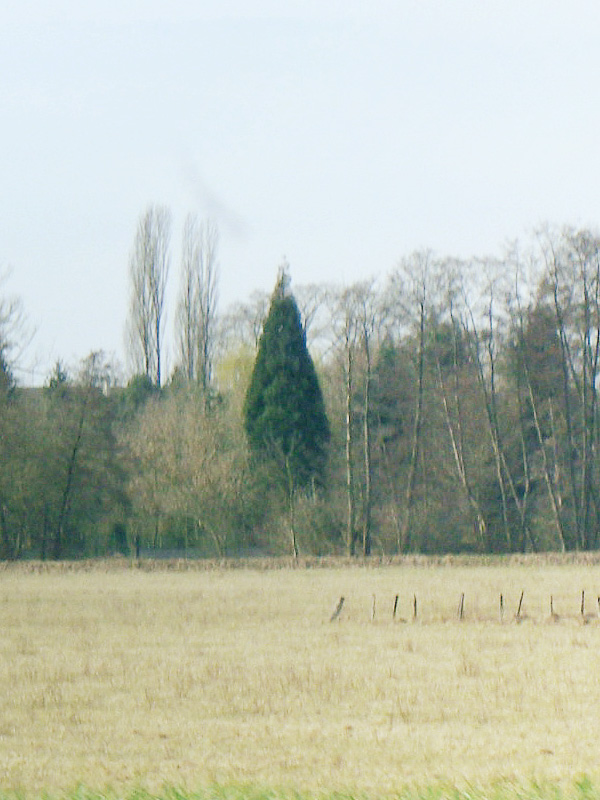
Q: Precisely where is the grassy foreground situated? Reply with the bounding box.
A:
[2,558,600,797]
[1,779,600,800]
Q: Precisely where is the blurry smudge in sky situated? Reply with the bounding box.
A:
[180,157,247,242]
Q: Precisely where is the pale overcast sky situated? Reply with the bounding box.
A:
[3,1,600,382]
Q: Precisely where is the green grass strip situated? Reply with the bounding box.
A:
[2,781,600,800]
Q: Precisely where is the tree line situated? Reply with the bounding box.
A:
[2,213,600,559]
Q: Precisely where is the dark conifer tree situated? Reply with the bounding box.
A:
[244,269,330,492]
[0,352,14,404]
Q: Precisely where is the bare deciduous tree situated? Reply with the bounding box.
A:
[176,216,220,395]
[327,284,361,556]
[219,291,269,355]
[197,220,220,395]
[0,270,33,388]
[434,258,489,551]
[355,279,382,556]
[387,252,433,553]
[294,282,329,349]
[126,387,249,557]
[177,216,200,383]
[126,205,172,387]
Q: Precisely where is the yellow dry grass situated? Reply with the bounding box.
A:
[1,559,600,794]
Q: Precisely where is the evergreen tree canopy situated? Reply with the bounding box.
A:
[0,352,14,404]
[243,273,330,488]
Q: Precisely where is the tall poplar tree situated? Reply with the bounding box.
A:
[126,205,171,387]
[244,269,330,555]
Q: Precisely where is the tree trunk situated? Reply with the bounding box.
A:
[380,439,403,548]
[205,523,224,558]
[285,456,299,559]
[512,373,535,552]
[41,503,48,561]
[465,302,512,551]
[54,397,87,560]
[0,502,15,560]
[523,365,567,551]
[345,330,356,556]
[552,278,580,546]
[155,315,162,389]
[400,297,425,553]
[436,338,487,552]
[362,330,372,556]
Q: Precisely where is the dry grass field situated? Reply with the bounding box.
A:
[1,557,600,797]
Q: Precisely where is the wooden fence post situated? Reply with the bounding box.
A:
[329,596,344,622]
[515,590,525,621]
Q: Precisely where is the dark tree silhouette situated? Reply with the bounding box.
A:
[243,269,330,555]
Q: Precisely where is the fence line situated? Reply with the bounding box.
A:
[330,589,600,625]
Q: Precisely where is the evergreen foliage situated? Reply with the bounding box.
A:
[0,352,14,404]
[244,271,330,489]
[7,225,600,558]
